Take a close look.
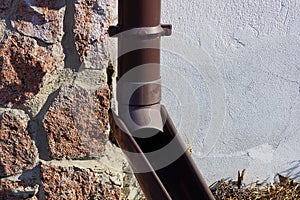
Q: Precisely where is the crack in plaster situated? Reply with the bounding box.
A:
[233,37,246,47]
[248,24,260,37]
[262,69,300,85]
[206,144,278,164]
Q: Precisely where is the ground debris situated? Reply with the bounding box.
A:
[210,171,300,200]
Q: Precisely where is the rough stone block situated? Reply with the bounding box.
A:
[74,0,110,68]
[0,179,39,200]
[0,110,38,178]
[40,163,121,200]
[11,0,66,44]
[43,85,111,159]
[0,34,64,107]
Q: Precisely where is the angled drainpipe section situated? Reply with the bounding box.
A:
[109,0,215,199]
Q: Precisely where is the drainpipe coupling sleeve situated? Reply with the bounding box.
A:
[118,104,163,134]
[117,79,161,106]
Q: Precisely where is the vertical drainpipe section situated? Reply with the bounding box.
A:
[110,0,216,199]
[117,0,165,133]
[110,1,173,199]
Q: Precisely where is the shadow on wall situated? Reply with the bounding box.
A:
[0,34,55,107]
[28,89,61,161]
[0,40,45,106]
[281,160,300,180]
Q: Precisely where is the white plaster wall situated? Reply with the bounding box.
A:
[161,0,300,184]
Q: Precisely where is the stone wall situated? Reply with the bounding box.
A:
[0,0,144,199]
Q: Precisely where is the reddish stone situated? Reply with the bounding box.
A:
[11,0,65,43]
[74,0,110,68]
[0,179,39,200]
[0,34,63,107]
[0,110,38,178]
[41,164,121,200]
[43,85,111,159]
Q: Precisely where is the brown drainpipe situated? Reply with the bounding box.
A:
[109,0,215,199]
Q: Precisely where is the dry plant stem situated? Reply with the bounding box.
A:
[211,172,300,200]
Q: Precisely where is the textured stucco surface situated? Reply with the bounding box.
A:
[161,0,300,184]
